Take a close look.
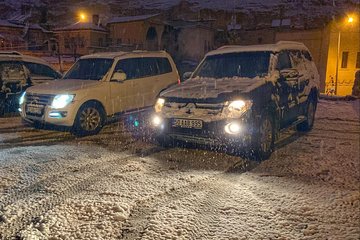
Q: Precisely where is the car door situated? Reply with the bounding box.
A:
[110,58,145,113]
[275,50,299,127]
[23,62,61,85]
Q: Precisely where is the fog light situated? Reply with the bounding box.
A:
[49,111,67,118]
[225,122,241,135]
[152,115,162,127]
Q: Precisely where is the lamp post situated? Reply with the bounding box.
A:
[334,16,354,95]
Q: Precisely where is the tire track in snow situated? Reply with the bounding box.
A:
[0,146,167,239]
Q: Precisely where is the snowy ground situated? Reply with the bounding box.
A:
[0,99,359,239]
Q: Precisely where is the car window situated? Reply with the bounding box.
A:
[63,58,114,81]
[193,51,271,78]
[276,51,292,70]
[289,50,307,70]
[157,58,172,74]
[24,62,60,79]
[0,61,27,82]
[114,57,165,80]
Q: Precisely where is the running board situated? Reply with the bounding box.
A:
[279,116,306,134]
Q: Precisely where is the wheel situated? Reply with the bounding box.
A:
[297,97,317,132]
[250,114,275,161]
[72,102,105,136]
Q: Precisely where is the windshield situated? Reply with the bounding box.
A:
[63,58,114,81]
[193,51,271,78]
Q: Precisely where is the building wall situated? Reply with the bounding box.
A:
[0,26,25,50]
[325,23,360,96]
[108,21,164,50]
[108,21,146,47]
[56,30,108,55]
[177,27,214,61]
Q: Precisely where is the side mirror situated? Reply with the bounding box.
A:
[183,72,193,80]
[279,68,299,80]
[111,72,127,83]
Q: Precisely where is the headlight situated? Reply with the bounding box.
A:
[51,94,75,109]
[224,100,252,117]
[154,98,165,113]
[19,92,26,105]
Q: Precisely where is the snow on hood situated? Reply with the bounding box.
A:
[27,79,101,95]
[161,76,270,100]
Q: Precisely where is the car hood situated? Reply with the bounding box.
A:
[160,76,268,103]
[26,79,101,95]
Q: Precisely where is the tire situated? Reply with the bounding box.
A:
[297,96,317,132]
[250,113,275,161]
[72,102,105,137]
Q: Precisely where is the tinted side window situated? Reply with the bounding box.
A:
[302,51,312,61]
[157,58,172,74]
[289,50,306,69]
[276,51,292,70]
[24,62,59,79]
[0,61,26,81]
[114,58,140,80]
[114,57,162,80]
[140,58,159,78]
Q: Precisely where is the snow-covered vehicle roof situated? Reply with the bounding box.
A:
[0,52,57,68]
[208,41,310,56]
[80,50,172,60]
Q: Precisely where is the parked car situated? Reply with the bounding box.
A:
[19,51,180,136]
[0,51,61,116]
[151,41,320,160]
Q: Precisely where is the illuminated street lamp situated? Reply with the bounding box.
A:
[335,15,355,95]
[79,12,87,22]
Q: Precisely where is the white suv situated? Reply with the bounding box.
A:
[19,51,179,136]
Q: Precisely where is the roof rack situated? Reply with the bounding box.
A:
[0,51,22,56]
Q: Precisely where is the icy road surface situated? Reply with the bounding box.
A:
[0,100,359,239]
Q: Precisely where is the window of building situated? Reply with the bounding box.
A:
[356,52,360,69]
[117,38,122,46]
[98,38,103,47]
[341,51,349,68]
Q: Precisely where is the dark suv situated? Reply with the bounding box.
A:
[151,41,320,160]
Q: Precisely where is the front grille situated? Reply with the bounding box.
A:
[25,93,54,118]
[25,93,54,106]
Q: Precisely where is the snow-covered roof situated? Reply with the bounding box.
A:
[107,14,160,24]
[208,41,309,56]
[165,20,215,31]
[0,19,23,28]
[0,52,57,68]
[81,50,169,59]
[55,22,108,32]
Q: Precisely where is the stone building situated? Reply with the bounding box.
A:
[0,20,52,51]
[107,14,164,51]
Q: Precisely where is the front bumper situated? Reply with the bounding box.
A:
[19,102,78,127]
[152,115,255,147]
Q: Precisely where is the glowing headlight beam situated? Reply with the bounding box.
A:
[51,94,75,109]
[154,98,165,113]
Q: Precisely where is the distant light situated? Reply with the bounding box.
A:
[18,108,22,112]
[79,12,87,22]
[347,17,354,23]
[134,120,140,127]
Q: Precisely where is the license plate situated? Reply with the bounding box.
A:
[172,119,203,129]
[26,104,44,115]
